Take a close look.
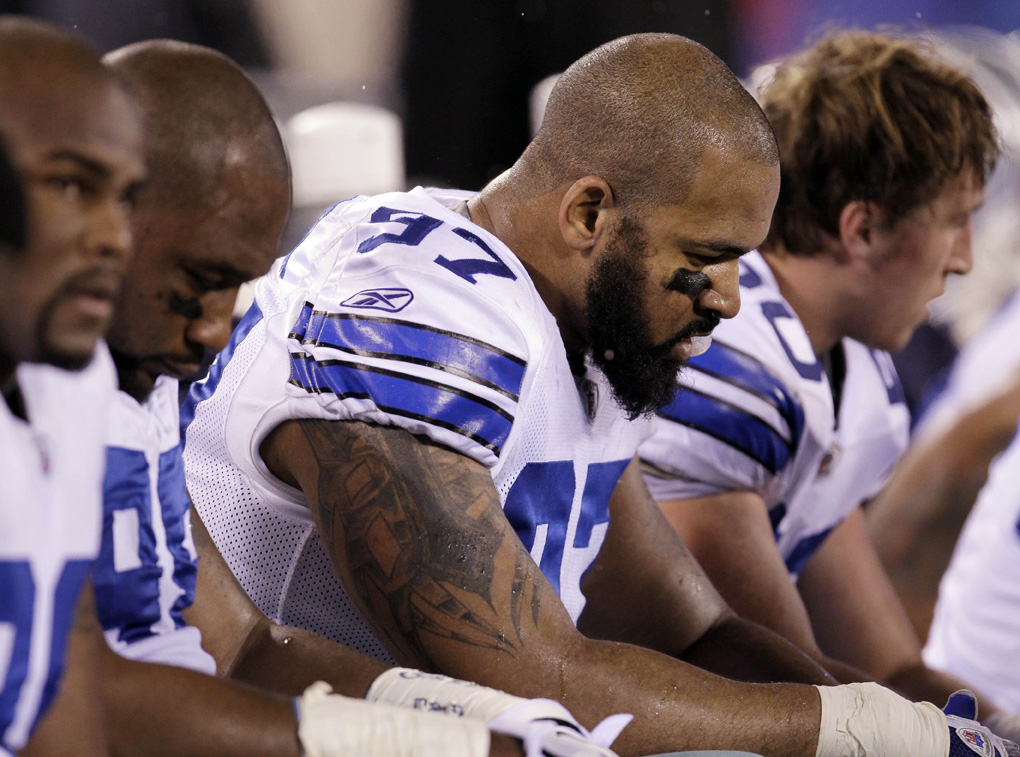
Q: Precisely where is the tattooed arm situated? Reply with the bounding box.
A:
[260,418,824,757]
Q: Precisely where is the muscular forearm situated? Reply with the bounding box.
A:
[680,614,836,686]
[885,660,1000,718]
[554,635,822,757]
[228,618,391,699]
[101,648,300,757]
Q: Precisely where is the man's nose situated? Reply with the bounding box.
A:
[697,258,741,320]
[184,288,237,355]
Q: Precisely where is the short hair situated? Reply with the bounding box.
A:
[0,16,121,100]
[0,133,25,251]
[104,40,289,211]
[760,31,999,255]
[520,33,778,210]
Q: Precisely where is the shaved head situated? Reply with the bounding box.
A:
[522,33,778,208]
[105,40,288,211]
[0,16,133,158]
[0,15,114,92]
[102,40,291,401]
[0,16,145,375]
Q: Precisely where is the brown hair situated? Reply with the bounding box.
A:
[760,31,998,255]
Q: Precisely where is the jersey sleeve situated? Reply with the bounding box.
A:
[640,338,810,503]
[278,196,535,469]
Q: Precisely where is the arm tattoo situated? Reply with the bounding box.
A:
[297,420,542,663]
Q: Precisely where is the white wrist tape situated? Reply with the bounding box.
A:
[367,667,531,722]
[298,681,490,757]
[367,668,631,757]
[815,682,948,757]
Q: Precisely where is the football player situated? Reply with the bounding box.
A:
[0,18,145,755]
[182,31,1014,757]
[638,29,1019,742]
[92,38,623,757]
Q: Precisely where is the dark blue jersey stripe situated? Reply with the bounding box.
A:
[180,300,265,441]
[785,526,835,577]
[688,341,806,443]
[290,309,526,401]
[289,355,513,455]
[658,386,793,474]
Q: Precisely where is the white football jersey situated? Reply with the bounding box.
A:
[0,347,113,753]
[183,187,650,661]
[923,291,1020,711]
[640,251,909,577]
[93,375,215,675]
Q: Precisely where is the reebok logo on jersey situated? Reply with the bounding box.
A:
[341,288,414,313]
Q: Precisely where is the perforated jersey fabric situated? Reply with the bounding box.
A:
[182,187,650,660]
[0,346,114,752]
[93,375,216,675]
[639,251,910,578]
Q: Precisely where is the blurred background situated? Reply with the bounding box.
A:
[6,0,1020,409]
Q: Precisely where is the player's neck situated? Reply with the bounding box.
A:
[0,353,13,398]
[109,347,156,403]
[468,186,588,356]
[762,245,845,355]
[0,367,26,421]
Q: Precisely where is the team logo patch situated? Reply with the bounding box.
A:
[341,288,414,313]
[956,727,993,757]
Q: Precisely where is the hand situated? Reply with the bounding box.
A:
[486,698,631,757]
[944,690,1020,757]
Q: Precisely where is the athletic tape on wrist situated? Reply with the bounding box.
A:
[814,682,948,757]
[367,667,536,723]
[298,681,491,757]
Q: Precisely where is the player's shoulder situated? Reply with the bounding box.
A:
[109,375,181,453]
[645,252,833,487]
[276,188,556,371]
[280,188,531,300]
[19,341,117,424]
[842,339,906,409]
[691,252,825,395]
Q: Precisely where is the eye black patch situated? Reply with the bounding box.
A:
[666,268,711,299]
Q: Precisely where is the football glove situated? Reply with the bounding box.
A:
[943,690,1020,757]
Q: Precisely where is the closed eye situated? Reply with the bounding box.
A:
[168,291,203,319]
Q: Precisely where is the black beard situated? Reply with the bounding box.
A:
[585,216,718,420]
[35,306,94,372]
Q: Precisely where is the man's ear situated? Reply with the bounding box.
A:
[558,176,616,253]
[837,199,881,263]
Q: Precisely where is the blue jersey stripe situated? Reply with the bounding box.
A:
[96,447,161,643]
[785,527,835,577]
[289,355,513,455]
[688,340,806,443]
[180,300,265,440]
[289,307,527,401]
[658,386,792,474]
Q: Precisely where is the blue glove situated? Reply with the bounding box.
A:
[944,690,1020,757]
